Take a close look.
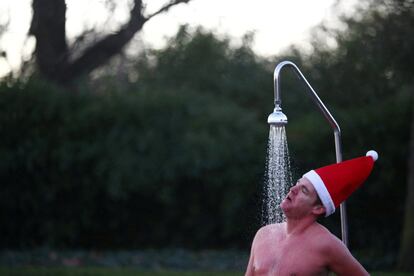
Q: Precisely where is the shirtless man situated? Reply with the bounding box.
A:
[245,177,369,275]
[246,151,378,275]
[246,151,377,275]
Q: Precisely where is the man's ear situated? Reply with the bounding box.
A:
[312,204,326,216]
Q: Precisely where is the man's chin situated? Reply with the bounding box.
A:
[280,200,289,212]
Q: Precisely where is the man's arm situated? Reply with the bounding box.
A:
[325,237,369,276]
[245,227,265,276]
[245,246,255,276]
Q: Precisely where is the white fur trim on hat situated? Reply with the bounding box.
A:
[303,170,335,217]
[366,150,378,161]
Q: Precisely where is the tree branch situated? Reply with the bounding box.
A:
[30,0,193,85]
[63,0,145,83]
[63,0,192,84]
[145,0,191,21]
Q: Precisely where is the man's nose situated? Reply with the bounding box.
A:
[290,186,298,194]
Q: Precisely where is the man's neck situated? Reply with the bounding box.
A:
[285,216,317,236]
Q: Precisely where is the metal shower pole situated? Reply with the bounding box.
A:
[272,60,348,247]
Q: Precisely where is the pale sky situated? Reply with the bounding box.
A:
[0,0,359,78]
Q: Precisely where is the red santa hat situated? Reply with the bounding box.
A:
[303,150,378,217]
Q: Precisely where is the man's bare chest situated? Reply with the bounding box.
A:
[253,237,328,276]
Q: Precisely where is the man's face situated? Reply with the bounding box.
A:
[280,177,322,218]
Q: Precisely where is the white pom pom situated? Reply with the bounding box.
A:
[366,150,378,161]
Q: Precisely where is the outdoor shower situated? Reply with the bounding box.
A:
[268,60,348,247]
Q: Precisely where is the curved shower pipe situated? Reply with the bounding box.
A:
[268,60,347,247]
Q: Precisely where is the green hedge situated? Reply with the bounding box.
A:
[0,81,266,249]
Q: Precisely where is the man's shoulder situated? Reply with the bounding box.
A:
[258,222,285,233]
[310,224,347,253]
[309,225,368,275]
[310,222,336,236]
[254,223,285,239]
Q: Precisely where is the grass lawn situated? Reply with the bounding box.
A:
[1,267,414,276]
[373,274,414,276]
[0,267,241,276]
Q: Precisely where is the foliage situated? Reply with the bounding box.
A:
[0,80,265,249]
[1,1,414,269]
[133,26,273,115]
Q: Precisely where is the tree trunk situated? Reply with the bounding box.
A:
[29,0,69,83]
[398,96,414,271]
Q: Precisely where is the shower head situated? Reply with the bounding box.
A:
[267,105,288,126]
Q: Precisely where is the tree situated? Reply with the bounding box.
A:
[399,103,414,271]
[28,0,191,86]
